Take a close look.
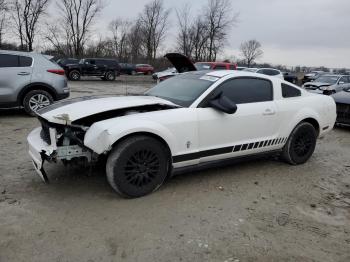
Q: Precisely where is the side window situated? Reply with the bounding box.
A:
[19,56,33,67]
[214,65,227,70]
[0,54,19,67]
[214,78,273,104]
[262,69,279,76]
[96,60,106,66]
[281,83,301,98]
[339,76,349,84]
[229,65,236,70]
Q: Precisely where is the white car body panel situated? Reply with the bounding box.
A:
[27,70,337,179]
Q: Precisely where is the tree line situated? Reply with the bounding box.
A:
[0,0,266,67]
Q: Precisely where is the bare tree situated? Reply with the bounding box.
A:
[0,0,7,47]
[11,0,50,51]
[109,18,132,61]
[56,0,104,57]
[175,4,194,57]
[240,39,263,67]
[204,0,238,61]
[139,0,170,62]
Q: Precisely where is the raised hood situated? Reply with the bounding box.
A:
[37,96,178,125]
[164,53,197,73]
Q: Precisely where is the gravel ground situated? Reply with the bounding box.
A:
[0,76,350,262]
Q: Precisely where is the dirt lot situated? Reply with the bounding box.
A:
[0,76,350,262]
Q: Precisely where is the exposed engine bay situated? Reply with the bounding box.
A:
[37,104,179,168]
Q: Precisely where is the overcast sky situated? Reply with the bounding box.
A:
[87,0,350,68]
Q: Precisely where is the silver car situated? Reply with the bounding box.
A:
[303,75,350,95]
[0,50,69,115]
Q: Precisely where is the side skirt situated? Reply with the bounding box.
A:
[171,150,282,177]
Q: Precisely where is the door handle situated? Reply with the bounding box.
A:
[17,72,30,76]
[263,108,276,116]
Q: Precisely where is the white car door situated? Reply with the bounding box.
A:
[196,77,282,163]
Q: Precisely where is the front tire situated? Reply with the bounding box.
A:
[23,90,53,116]
[106,136,170,198]
[281,122,317,165]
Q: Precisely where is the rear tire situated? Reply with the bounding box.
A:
[281,122,317,165]
[105,71,116,81]
[23,90,53,116]
[69,70,81,81]
[106,136,170,198]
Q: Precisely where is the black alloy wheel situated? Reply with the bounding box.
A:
[106,136,169,198]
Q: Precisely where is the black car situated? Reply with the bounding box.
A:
[283,72,298,84]
[332,87,350,126]
[64,58,121,81]
[119,63,137,75]
[56,58,79,67]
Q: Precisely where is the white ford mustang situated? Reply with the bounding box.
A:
[27,70,336,198]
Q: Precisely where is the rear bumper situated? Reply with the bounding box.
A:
[56,92,70,100]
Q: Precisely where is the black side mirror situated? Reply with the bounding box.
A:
[208,93,237,114]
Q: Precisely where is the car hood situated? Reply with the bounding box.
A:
[37,96,179,125]
[164,53,197,73]
[332,90,350,104]
[304,82,333,88]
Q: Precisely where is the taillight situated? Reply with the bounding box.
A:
[47,69,65,76]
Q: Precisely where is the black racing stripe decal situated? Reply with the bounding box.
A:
[173,146,233,163]
[173,137,288,163]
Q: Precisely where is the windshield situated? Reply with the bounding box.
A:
[146,73,217,107]
[195,63,212,70]
[315,76,339,84]
[243,68,257,72]
[79,59,84,64]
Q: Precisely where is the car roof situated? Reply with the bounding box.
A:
[0,49,41,57]
[203,70,280,80]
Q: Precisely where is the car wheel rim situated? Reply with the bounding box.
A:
[123,150,160,187]
[29,94,51,112]
[292,131,313,157]
[72,73,79,79]
[107,73,113,80]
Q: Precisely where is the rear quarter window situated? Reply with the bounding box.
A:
[19,56,33,67]
[281,83,301,98]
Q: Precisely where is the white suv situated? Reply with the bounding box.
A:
[0,50,70,115]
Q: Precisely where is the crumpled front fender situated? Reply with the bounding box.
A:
[83,119,177,155]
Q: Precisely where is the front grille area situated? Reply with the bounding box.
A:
[40,121,52,145]
[336,103,350,124]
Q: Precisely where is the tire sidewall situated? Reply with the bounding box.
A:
[106,136,169,198]
[284,122,317,165]
[69,70,81,81]
[23,90,53,116]
[106,71,116,81]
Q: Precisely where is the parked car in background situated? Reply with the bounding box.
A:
[27,70,336,197]
[332,87,350,126]
[283,72,298,84]
[237,66,247,71]
[63,58,121,81]
[152,67,178,81]
[302,71,326,83]
[243,68,284,80]
[195,62,237,71]
[136,64,154,75]
[119,63,137,75]
[303,75,350,95]
[0,50,69,116]
[56,58,79,67]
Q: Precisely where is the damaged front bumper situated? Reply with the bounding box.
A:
[27,127,57,183]
[27,126,94,183]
